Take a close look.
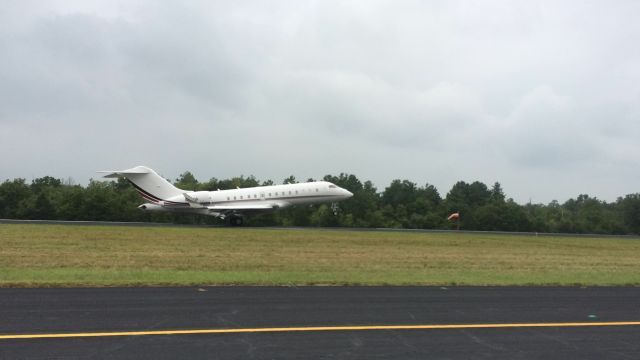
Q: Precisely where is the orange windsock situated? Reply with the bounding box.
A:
[447,212,460,221]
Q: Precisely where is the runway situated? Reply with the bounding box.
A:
[2,218,638,238]
[1,287,639,359]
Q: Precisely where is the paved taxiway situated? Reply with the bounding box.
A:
[1,287,639,359]
[2,218,638,238]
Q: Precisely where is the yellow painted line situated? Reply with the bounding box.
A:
[2,321,640,340]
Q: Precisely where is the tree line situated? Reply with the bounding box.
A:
[0,172,638,235]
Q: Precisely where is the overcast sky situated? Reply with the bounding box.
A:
[1,1,638,203]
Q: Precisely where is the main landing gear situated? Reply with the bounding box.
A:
[226,215,244,226]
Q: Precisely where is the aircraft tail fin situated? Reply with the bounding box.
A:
[98,166,183,202]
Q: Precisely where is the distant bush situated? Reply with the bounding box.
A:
[1,174,638,235]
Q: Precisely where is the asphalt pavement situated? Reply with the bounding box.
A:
[2,218,638,238]
[1,286,639,359]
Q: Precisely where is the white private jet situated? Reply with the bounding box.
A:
[99,166,353,225]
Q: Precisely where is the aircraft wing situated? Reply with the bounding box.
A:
[208,200,291,212]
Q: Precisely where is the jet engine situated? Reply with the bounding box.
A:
[138,203,164,211]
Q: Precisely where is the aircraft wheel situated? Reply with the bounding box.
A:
[229,216,244,226]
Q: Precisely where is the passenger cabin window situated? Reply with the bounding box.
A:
[316,188,319,192]
[227,197,230,201]
[240,196,243,200]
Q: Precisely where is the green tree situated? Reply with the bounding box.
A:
[283,175,297,184]
[31,176,62,193]
[175,171,198,190]
[382,180,418,208]
[618,194,640,234]
[490,182,505,203]
[31,192,55,219]
[0,179,32,218]
[54,185,86,220]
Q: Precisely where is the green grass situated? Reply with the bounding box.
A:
[1,224,639,287]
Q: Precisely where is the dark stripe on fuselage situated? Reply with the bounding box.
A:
[137,190,160,204]
[128,180,162,202]
[127,180,187,205]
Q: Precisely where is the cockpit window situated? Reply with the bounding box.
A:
[328,185,337,188]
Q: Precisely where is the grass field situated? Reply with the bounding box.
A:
[1,224,639,287]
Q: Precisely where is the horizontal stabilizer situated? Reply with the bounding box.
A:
[98,166,150,179]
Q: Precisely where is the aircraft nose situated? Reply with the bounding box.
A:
[344,189,353,198]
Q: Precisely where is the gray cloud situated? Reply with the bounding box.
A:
[1,1,639,203]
